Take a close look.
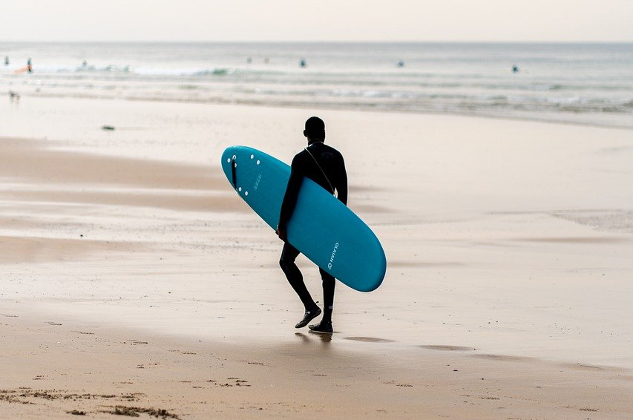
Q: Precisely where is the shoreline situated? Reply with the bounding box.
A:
[8,93,633,132]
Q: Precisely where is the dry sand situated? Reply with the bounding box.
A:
[1,101,633,419]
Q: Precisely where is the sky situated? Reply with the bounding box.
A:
[2,0,633,43]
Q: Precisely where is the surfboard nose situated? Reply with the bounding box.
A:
[221,146,243,190]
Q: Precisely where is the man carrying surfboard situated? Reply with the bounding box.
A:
[277,117,348,334]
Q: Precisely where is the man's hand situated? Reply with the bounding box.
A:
[276,226,288,242]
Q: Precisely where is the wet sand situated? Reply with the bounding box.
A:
[1,100,633,418]
[3,313,633,420]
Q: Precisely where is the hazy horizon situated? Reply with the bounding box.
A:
[2,0,633,43]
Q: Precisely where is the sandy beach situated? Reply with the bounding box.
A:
[1,97,633,419]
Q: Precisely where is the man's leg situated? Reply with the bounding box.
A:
[279,243,320,327]
[319,269,335,324]
[308,269,335,333]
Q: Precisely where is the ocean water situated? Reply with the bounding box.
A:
[2,42,633,128]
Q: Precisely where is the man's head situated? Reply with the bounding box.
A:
[304,116,325,142]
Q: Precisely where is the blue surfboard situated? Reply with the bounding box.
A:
[221,145,386,292]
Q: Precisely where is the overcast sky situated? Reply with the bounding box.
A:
[2,0,632,42]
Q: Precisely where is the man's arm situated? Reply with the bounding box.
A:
[277,156,303,241]
[336,158,348,206]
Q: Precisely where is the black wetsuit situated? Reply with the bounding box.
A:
[278,141,347,323]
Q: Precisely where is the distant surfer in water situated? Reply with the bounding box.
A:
[277,116,348,334]
[12,58,33,75]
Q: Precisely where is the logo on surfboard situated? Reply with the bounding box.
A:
[253,173,262,191]
[327,242,340,270]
